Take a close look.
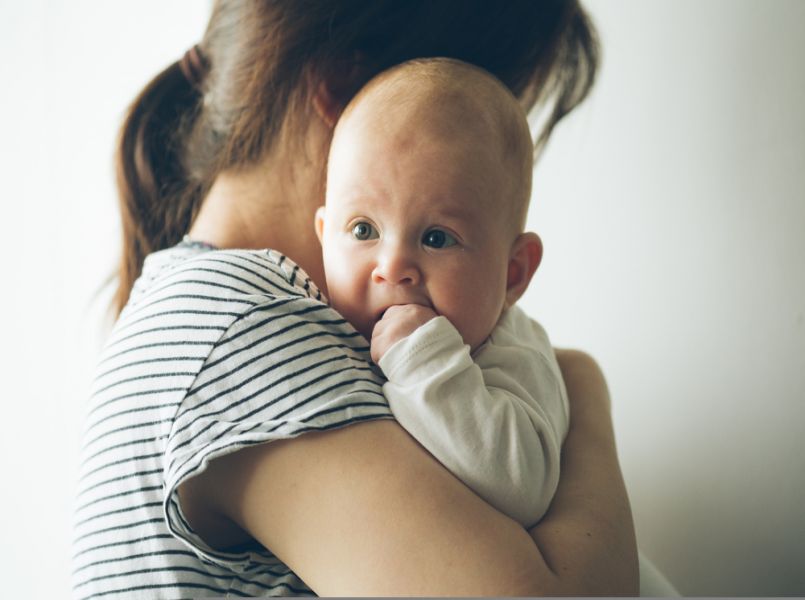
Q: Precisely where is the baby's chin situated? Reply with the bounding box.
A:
[357,323,375,344]
[326,299,371,341]
[346,312,376,343]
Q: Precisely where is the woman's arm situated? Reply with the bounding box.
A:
[529,349,640,595]
[180,350,638,595]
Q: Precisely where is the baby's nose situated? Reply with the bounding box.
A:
[372,249,420,285]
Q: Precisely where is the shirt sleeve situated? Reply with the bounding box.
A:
[378,307,568,527]
[163,296,393,571]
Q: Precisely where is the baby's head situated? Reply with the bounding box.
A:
[316,58,542,350]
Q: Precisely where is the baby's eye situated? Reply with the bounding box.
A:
[351,221,378,241]
[422,229,457,249]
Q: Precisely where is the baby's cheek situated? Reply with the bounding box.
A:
[430,254,505,346]
[453,291,505,349]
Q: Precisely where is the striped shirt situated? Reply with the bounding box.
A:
[72,243,392,599]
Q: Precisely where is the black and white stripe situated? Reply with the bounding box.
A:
[73,245,392,598]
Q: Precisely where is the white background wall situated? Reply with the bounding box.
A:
[1,1,802,597]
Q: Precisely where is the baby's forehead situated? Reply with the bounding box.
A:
[342,63,511,145]
[332,59,534,230]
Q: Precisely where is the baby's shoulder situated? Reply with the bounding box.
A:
[490,305,551,350]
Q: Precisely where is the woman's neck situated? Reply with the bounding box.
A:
[188,140,329,294]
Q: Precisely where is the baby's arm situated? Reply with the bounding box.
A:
[372,305,568,527]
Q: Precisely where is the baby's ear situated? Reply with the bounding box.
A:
[314,206,326,244]
[505,232,543,307]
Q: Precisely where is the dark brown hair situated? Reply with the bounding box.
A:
[114,0,599,315]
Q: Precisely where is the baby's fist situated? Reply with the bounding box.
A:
[370,304,437,363]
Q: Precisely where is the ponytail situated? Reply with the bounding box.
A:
[113,60,205,315]
[533,7,599,157]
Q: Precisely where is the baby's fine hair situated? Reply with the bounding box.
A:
[335,58,535,230]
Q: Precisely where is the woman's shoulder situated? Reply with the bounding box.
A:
[127,244,322,311]
[102,244,339,377]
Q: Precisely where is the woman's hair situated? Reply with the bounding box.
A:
[114,0,599,314]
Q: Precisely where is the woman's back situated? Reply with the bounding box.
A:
[73,242,389,598]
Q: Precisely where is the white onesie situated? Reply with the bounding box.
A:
[378,305,569,527]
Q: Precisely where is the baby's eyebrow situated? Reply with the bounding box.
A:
[428,204,479,224]
[430,206,463,218]
[340,191,382,209]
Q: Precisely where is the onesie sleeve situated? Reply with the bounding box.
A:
[378,308,568,527]
[163,296,392,571]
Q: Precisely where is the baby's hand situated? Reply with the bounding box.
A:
[370,304,438,363]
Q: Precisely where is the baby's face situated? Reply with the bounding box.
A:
[318,117,518,351]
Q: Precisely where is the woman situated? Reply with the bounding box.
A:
[73,1,638,597]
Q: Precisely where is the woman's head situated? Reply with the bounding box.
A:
[115,0,599,314]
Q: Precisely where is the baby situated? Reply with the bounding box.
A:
[315,58,567,526]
